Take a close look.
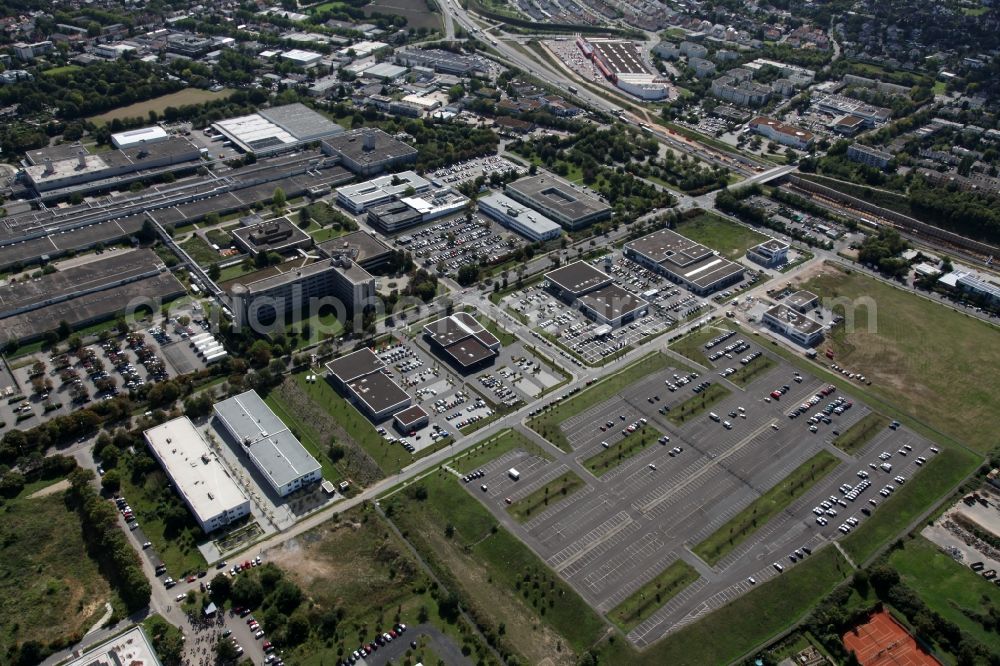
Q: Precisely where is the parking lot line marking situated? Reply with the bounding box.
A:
[638,420,777,515]
[548,511,634,572]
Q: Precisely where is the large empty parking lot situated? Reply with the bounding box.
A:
[459,334,939,646]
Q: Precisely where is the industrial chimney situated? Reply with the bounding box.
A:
[362,128,376,152]
[43,157,54,175]
[77,149,86,168]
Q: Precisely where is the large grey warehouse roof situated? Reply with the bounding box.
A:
[544,260,612,295]
[506,174,611,223]
[326,347,384,383]
[0,248,161,318]
[322,128,417,166]
[578,284,647,322]
[346,370,411,415]
[258,103,343,141]
[213,390,321,490]
[625,228,712,268]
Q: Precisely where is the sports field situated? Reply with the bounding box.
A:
[88,88,235,125]
[842,609,938,666]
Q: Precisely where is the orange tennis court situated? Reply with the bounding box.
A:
[842,610,940,666]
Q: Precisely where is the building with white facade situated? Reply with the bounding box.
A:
[478,192,563,242]
[143,417,251,532]
[213,390,323,497]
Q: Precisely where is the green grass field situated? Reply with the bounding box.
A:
[727,355,777,387]
[890,535,1000,650]
[291,371,450,476]
[675,211,768,260]
[383,470,607,662]
[594,545,851,666]
[801,264,1000,454]
[507,471,586,522]
[667,383,731,425]
[272,504,497,666]
[583,426,662,476]
[88,87,235,125]
[528,351,677,451]
[264,390,343,483]
[694,451,840,565]
[475,314,517,346]
[669,320,737,366]
[179,236,221,267]
[451,428,551,474]
[0,492,114,659]
[118,460,208,575]
[608,560,700,633]
[841,446,980,564]
[832,412,889,455]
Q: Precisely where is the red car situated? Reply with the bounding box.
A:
[263,641,273,652]
[186,575,197,583]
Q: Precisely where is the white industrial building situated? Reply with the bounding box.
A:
[111,126,170,149]
[281,49,323,67]
[478,192,562,241]
[213,390,323,497]
[211,103,345,156]
[143,417,251,533]
[337,170,431,213]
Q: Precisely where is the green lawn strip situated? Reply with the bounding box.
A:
[179,236,221,266]
[727,354,777,387]
[675,211,768,260]
[263,390,343,483]
[832,412,890,455]
[664,122,777,165]
[383,471,607,656]
[117,459,208,575]
[841,446,980,565]
[608,560,700,632]
[451,428,551,474]
[528,351,675,452]
[890,535,1000,650]
[669,320,737,366]
[667,383,731,426]
[475,314,517,346]
[489,274,543,304]
[291,372,404,475]
[583,426,662,477]
[800,263,1000,454]
[595,545,851,666]
[507,471,586,522]
[694,451,840,566]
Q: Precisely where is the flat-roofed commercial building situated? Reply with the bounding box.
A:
[143,417,250,532]
[61,626,162,666]
[337,171,431,213]
[544,261,647,327]
[762,302,824,347]
[111,125,170,149]
[24,136,201,195]
[749,116,814,150]
[325,348,412,421]
[228,257,375,328]
[746,238,789,268]
[505,173,612,230]
[367,186,469,233]
[317,230,392,271]
[624,228,744,296]
[231,218,313,256]
[423,312,502,372]
[478,192,562,242]
[785,290,819,313]
[213,390,323,496]
[321,127,417,176]
[394,404,429,433]
[211,103,345,156]
[576,283,647,327]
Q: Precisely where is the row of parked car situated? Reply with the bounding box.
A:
[341,623,408,665]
